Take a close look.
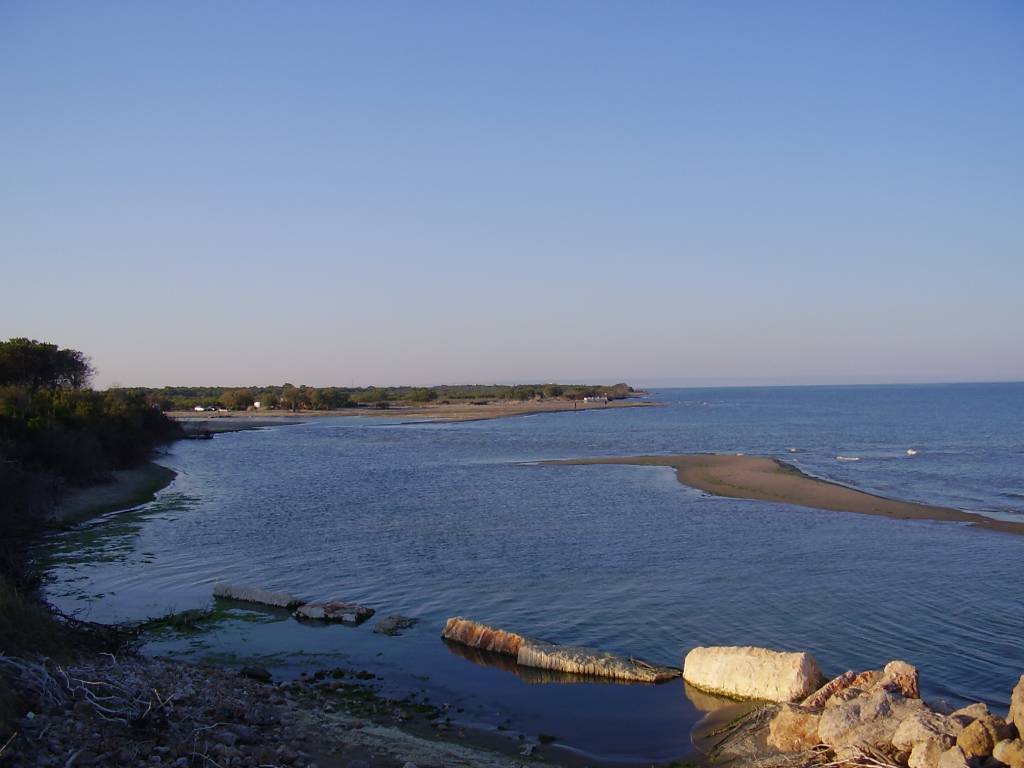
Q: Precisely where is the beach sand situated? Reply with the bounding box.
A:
[169,398,654,424]
[545,454,1024,536]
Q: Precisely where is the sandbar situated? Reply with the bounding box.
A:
[544,454,1024,536]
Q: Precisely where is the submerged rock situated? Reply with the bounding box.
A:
[373,615,418,636]
[294,602,374,624]
[213,582,304,609]
[682,645,823,702]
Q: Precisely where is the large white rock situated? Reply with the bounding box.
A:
[213,582,303,609]
[683,646,823,702]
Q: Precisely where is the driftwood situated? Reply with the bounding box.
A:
[441,617,680,683]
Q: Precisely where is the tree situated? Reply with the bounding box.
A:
[0,338,93,390]
[220,389,254,411]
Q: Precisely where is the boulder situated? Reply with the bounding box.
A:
[938,745,972,768]
[892,709,958,752]
[878,660,921,699]
[213,583,303,609]
[682,646,823,702]
[957,714,1012,760]
[293,602,374,624]
[951,702,989,728]
[767,704,821,752]
[803,670,857,710]
[817,688,926,753]
[909,737,947,768]
[993,738,1024,768]
[1011,676,1024,738]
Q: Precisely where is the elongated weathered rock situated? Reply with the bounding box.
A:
[517,638,679,682]
[441,617,526,657]
[683,646,823,702]
[294,602,374,624]
[213,582,304,609]
[441,617,680,682]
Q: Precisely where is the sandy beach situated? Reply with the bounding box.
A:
[169,398,654,425]
[545,454,1024,536]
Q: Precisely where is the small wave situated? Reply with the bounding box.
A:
[788,448,800,453]
[836,455,861,462]
[906,448,920,456]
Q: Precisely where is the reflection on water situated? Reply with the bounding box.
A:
[683,681,742,712]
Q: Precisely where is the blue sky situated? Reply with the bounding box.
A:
[2,2,1022,387]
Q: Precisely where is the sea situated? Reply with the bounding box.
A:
[38,383,1024,763]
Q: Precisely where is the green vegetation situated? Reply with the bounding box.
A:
[0,338,182,718]
[124,382,637,412]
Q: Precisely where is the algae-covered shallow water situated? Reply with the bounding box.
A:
[39,383,1024,763]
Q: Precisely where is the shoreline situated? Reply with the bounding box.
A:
[167,398,655,425]
[50,461,177,526]
[544,453,1024,536]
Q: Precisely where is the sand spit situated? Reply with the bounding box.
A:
[544,454,1024,536]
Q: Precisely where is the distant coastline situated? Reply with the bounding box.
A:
[545,454,1024,536]
[169,397,655,425]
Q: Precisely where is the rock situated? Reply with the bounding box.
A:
[239,666,272,683]
[293,601,374,624]
[519,744,535,756]
[518,637,679,682]
[442,617,679,682]
[818,688,926,752]
[802,670,856,710]
[958,717,997,760]
[879,660,921,699]
[402,763,418,768]
[1011,676,1024,738]
[767,704,821,752]
[683,646,823,702]
[345,761,370,768]
[226,724,260,745]
[373,615,418,636]
[957,714,1014,760]
[993,739,1024,768]
[952,702,989,727]
[909,737,947,768]
[893,709,958,752]
[212,730,238,747]
[939,745,973,768]
[213,583,304,609]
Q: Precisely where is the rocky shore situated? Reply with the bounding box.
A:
[699,657,1024,768]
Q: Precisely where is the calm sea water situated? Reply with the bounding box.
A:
[40,384,1024,763]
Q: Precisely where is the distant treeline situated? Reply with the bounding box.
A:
[0,339,181,586]
[121,382,638,412]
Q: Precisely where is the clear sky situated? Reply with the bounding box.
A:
[2,2,1022,388]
